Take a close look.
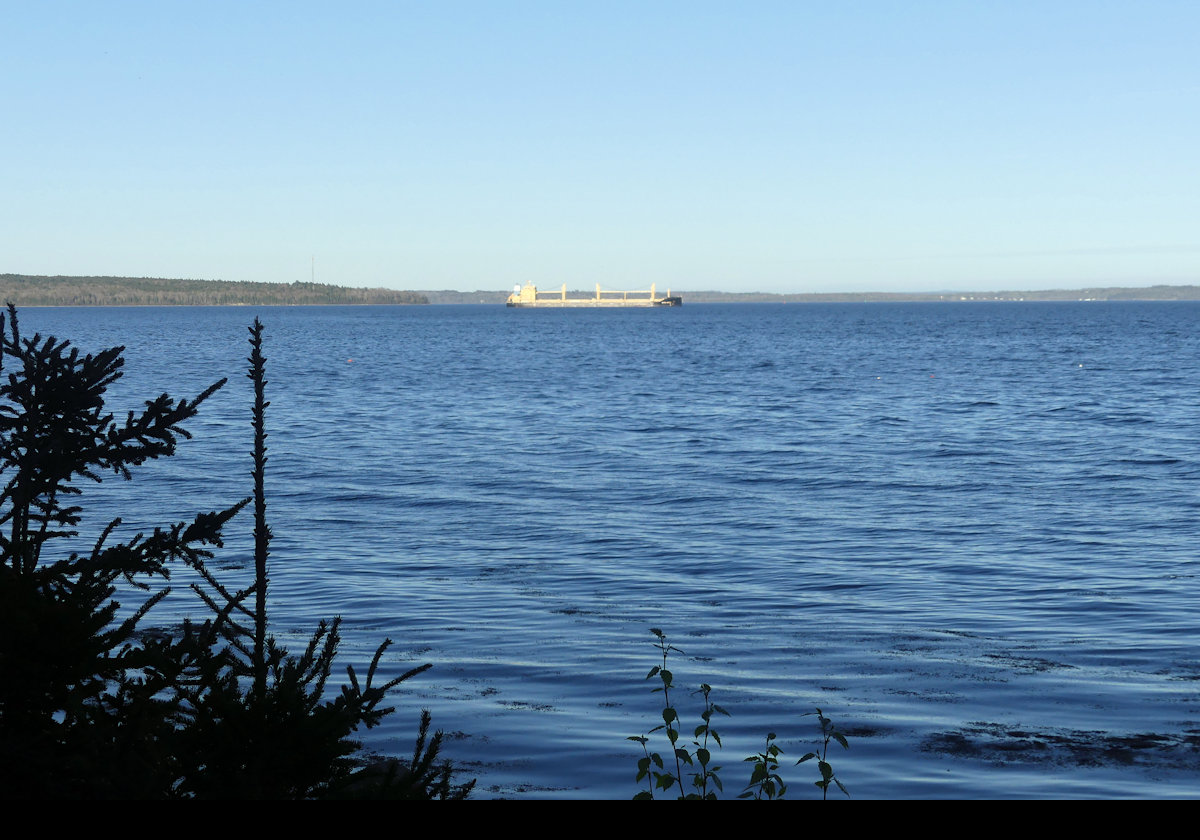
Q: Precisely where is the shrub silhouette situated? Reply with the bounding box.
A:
[0,306,471,799]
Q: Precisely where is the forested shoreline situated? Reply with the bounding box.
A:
[0,274,428,306]
[5,274,1199,307]
[420,284,1200,304]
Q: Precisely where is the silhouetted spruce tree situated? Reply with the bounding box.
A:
[0,303,244,797]
[0,306,472,799]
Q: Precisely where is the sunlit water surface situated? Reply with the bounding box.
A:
[17,302,1200,799]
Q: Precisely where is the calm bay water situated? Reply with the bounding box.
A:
[16,302,1200,798]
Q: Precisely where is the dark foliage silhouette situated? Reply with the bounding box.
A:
[0,305,471,799]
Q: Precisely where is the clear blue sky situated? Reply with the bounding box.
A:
[4,1,1198,293]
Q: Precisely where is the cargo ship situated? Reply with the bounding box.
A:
[506,282,681,307]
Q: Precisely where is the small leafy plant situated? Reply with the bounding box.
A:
[740,732,786,800]
[797,708,850,799]
[690,681,727,799]
[629,628,849,800]
[628,628,730,799]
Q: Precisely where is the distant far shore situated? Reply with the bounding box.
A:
[4,274,1200,306]
[0,274,428,307]
[419,284,1200,304]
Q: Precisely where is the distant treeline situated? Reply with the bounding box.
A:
[415,284,1200,305]
[0,275,428,306]
[648,285,1200,303]
[7,275,1199,306]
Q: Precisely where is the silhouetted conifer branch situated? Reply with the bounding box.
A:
[248,318,270,701]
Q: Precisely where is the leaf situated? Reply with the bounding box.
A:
[696,747,711,766]
[646,666,660,680]
[637,757,651,772]
[662,707,678,726]
[627,735,648,745]
[749,763,768,784]
[675,748,693,765]
[833,732,849,750]
[819,761,833,782]
[797,752,817,764]
[633,790,653,800]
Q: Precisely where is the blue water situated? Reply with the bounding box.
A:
[13,302,1200,798]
